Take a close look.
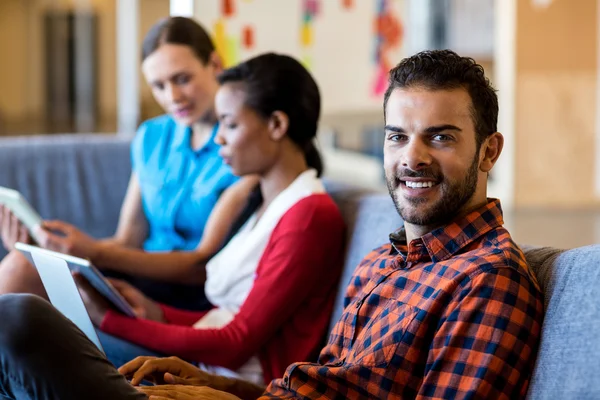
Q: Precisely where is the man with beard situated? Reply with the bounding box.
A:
[0,50,543,399]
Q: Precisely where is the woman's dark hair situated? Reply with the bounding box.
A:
[141,17,215,64]
[217,53,323,176]
[384,49,498,148]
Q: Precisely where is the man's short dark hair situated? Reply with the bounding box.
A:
[384,50,498,147]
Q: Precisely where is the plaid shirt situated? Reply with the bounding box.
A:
[262,199,544,399]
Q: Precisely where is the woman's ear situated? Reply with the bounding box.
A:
[208,51,224,75]
[479,131,504,173]
[268,111,289,142]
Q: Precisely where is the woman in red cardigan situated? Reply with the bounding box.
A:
[76,52,345,386]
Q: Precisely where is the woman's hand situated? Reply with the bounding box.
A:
[75,275,164,325]
[120,356,214,387]
[35,220,99,260]
[108,278,165,322]
[74,272,111,326]
[0,205,31,251]
[137,385,241,400]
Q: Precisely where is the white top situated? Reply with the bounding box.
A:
[193,169,325,383]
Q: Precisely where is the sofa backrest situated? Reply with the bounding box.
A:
[0,135,132,259]
[524,245,600,399]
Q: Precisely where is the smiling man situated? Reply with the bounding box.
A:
[256,49,544,399]
[0,50,544,400]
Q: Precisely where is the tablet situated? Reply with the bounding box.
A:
[15,242,137,318]
[0,186,43,243]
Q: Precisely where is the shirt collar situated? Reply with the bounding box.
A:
[389,198,504,263]
[173,122,219,153]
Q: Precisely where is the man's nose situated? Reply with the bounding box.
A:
[401,138,432,170]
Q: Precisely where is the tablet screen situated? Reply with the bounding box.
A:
[0,187,43,241]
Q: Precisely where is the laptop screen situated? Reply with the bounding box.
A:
[29,250,105,354]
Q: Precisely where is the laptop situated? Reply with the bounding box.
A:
[15,242,106,354]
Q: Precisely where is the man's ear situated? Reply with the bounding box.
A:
[268,111,289,142]
[208,51,224,75]
[479,132,504,173]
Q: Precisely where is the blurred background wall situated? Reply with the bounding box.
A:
[514,0,598,209]
[1,0,600,244]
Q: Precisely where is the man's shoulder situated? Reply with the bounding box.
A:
[455,226,540,289]
[343,243,395,300]
[353,243,395,276]
[364,243,395,264]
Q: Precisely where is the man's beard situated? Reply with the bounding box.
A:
[386,153,480,228]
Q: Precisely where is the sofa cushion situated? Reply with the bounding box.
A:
[524,245,600,399]
[0,135,131,259]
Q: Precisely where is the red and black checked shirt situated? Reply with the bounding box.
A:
[262,199,544,399]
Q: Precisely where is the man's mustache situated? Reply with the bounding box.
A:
[395,169,442,181]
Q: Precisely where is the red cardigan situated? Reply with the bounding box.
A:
[100,194,345,383]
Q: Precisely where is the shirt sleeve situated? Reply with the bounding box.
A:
[101,205,344,371]
[158,304,209,326]
[416,267,544,399]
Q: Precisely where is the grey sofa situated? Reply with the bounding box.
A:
[0,134,598,399]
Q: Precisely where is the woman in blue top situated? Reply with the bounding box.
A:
[0,17,256,309]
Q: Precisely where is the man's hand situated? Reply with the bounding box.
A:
[120,356,215,387]
[35,220,99,259]
[137,385,241,400]
[0,205,31,251]
[121,357,265,400]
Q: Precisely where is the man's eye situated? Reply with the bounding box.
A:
[153,83,164,90]
[387,134,406,142]
[432,134,452,142]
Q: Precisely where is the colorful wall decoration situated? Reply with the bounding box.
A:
[300,0,322,70]
[342,0,354,10]
[196,0,406,113]
[214,0,242,67]
[242,25,255,50]
[222,0,235,17]
[372,0,403,97]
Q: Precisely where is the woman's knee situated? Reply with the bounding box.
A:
[0,251,47,298]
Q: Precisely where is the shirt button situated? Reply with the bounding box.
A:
[283,376,289,388]
[355,300,363,308]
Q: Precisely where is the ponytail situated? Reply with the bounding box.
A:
[303,140,323,177]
